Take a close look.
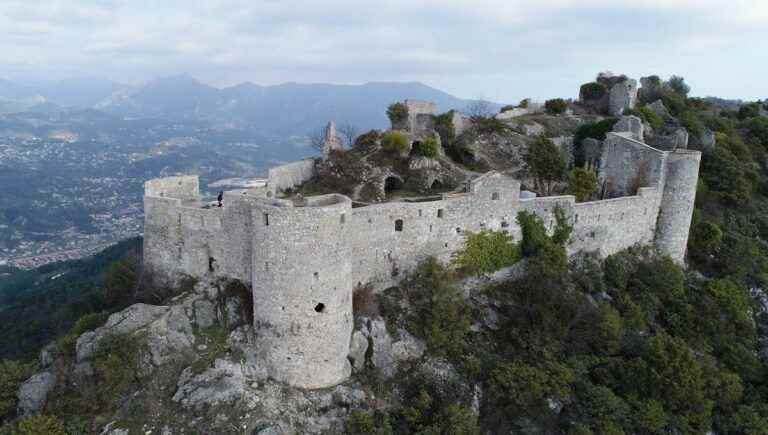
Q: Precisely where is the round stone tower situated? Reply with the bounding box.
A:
[655,150,701,264]
[250,194,353,389]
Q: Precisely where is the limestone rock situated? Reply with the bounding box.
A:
[647,100,671,119]
[173,359,247,408]
[193,299,216,329]
[76,303,169,362]
[17,371,56,416]
[144,305,195,368]
[608,79,638,116]
[613,115,644,141]
[348,330,369,371]
[391,329,426,362]
[39,342,56,368]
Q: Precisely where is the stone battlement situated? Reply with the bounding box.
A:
[143,103,700,390]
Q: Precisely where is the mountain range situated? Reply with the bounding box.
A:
[0,75,494,136]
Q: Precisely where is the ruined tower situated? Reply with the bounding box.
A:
[250,194,353,389]
[654,150,701,264]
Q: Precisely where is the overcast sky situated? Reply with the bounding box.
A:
[1,0,766,103]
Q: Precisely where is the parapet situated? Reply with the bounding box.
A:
[144,175,199,200]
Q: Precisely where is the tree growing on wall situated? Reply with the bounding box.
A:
[568,167,598,202]
[524,136,566,196]
[386,102,408,127]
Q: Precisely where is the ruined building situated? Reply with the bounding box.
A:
[143,89,701,390]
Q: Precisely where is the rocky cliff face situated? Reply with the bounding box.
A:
[15,278,432,434]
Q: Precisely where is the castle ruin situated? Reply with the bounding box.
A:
[142,82,701,390]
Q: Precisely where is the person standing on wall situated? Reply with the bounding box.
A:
[217,191,223,207]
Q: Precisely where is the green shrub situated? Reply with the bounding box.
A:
[56,311,110,356]
[580,82,608,101]
[353,129,382,151]
[524,136,566,196]
[545,98,568,114]
[386,102,408,126]
[489,359,574,412]
[433,111,456,146]
[451,230,520,276]
[667,75,690,97]
[0,359,33,419]
[636,106,665,131]
[347,410,375,434]
[15,415,66,435]
[568,167,597,202]
[381,131,409,153]
[679,111,705,141]
[405,258,472,357]
[93,333,140,402]
[411,137,439,158]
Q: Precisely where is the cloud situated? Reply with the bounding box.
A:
[0,0,765,100]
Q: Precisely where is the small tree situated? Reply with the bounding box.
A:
[544,98,568,114]
[524,136,566,196]
[381,131,409,153]
[386,102,408,126]
[411,137,439,158]
[666,75,690,97]
[0,359,33,419]
[451,230,520,276]
[568,166,598,202]
[15,415,66,435]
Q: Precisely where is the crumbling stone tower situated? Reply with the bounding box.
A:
[250,194,353,388]
[655,150,702,262]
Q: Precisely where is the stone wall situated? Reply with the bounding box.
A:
[600,133,666,197]
[143,137,700,388]
[266,159,317,195]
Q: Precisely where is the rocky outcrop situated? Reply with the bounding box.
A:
[16,371,56,416]
[350,317,425,377]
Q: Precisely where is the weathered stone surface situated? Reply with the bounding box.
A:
[348,330,369,371]
[322,121,344,158]
[613,115,644,141]
[17,371,56,416]
[173,359,246,408]
[391,329,426,362]
[193,299,216,329]
[76,304,169,362]
[608,79,638,116]
[647,99,671,119]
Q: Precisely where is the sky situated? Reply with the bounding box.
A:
[1,0,767,103]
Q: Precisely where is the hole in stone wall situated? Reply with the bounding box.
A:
[208,257,216,272]
[384,177,403,195]
[429,224,433,232]
[456,227,461,234]
[430,179,442,190]
[492,192,500,200]
[418,209,422,217]
[437,209,444,218]
[263,213,269,226]
[340,213,346,224]
[313,272,319,279]
[501,221,509,228]
[395,219,404,232]
[315,303,326,313]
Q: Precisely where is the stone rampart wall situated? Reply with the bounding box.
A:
[267,159,317,194]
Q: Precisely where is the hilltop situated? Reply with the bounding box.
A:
[2,72,768,434]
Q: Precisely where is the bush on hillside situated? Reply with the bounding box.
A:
[580,82,607,101]
[381,131,409,153]
[411,137,439,158]
[452,230,520,276]
[386,102,408,126]
[544,98,568,114]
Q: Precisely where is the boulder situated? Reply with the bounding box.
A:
[77,304,169,362]
[348,330,369,371]
[17,371,56,416]
[173,359,247,409]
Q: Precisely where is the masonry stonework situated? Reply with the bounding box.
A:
[143,99,701,390]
